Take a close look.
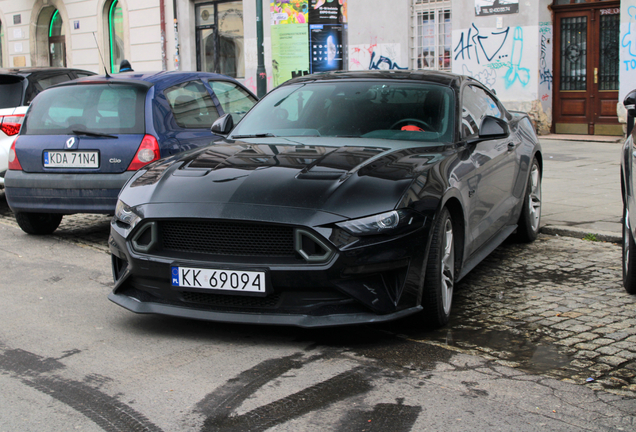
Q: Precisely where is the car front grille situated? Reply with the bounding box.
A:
[181,291,282,308]
[159,220,296,257]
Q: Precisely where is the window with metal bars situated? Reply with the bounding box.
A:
[411,0,451,71]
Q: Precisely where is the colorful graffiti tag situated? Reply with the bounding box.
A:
[622,6,636,71]
[453,23,538,99]
[349,44,406,71]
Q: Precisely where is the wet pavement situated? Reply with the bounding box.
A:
[1,190,635,398]
[398,235,636,396]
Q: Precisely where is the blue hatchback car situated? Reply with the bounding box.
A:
[4,71,257,234]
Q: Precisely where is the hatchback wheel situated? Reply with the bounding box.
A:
[421,207,455,328]
[15,212,63,235]
[622,205,636,294]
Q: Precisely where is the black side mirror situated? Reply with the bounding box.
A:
[624,90,636,117]
[211,113,234,136]
[625,90,636,136]
[479,115,509,139]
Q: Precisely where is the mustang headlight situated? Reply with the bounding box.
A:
[114,199,142,228]
[337,210,408,236]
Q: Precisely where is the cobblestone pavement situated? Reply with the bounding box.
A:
[399,235,636,398]
[1,192,635,397]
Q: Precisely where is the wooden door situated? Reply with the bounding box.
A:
[553,2,621,135]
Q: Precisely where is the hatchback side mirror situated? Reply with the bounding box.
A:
[479,115,509,139]
[211,113,234,136]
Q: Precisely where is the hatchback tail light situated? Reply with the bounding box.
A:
[0,114,25,136]
[8,137,22,170]
[127,135,160,171]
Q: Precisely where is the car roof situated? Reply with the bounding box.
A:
[0,67,95,76]
[64,70,245,91]
[281,70,474,91]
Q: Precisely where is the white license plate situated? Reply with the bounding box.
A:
[171,266,266,293]
[44,151,99,168]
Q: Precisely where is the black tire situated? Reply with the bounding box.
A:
[421,207,456,328]
[515,157,541,243]
[15,212,63,235]
[622,204,636,294]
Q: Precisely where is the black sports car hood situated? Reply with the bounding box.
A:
[120,137,445,222]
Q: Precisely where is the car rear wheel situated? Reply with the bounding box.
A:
[515,157,541,243]
[421,207,455,328]
[622,205,636,294]
[15,212,63,235]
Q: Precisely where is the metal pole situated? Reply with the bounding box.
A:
[256,0,267,98]
[173,0,180,70]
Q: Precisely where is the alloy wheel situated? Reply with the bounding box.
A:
[528,163,542,232]
[441,217,454,315]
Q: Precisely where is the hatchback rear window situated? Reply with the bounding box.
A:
[23,84,146,135]
[0,75,25,108]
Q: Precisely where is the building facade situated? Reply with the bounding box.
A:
[0,0,631,135]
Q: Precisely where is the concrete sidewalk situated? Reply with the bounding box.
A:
[539,135,623,243]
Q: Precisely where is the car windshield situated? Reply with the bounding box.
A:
[231,80,455,142]
[23,84,147,135]
[0,75,25,108]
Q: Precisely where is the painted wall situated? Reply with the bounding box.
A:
[619,0,636,124]
[0,0,171,73]
[451,0,551,119]
[346,0,409,71]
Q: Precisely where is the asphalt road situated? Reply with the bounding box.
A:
[0,193,635,431]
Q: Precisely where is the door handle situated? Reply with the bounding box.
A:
[594,68,598,84]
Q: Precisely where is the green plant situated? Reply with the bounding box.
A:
[583,233,598,242]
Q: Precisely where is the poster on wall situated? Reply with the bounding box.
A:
[271,1,309,86]
[309,24,344,73]
[271,0,309,25]
[475,0,519,16]
[271,24,310,86]
[309,0,347,24]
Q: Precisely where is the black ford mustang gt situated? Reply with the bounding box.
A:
[108,70,542,328]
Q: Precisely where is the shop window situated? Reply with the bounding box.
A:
[0,21,3,68]
[196,1,244,78]
[107,1,125,73]
[412,0,451,71]
[49,10,66,67]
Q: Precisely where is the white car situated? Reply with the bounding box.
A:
[0,105,28,188]
[0,67,95,188]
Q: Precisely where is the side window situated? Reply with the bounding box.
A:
[37,74,72,90]
[461,85,502,138]
[208,81,257,123]
[164,80,220,129]
[26,73,72,104]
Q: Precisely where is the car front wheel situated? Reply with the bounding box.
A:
[421,207,455,328]
[622,205,636,294]
[515,157,541,243]
[15,212,63,235]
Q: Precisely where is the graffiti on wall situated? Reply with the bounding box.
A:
[349,43,406,71]
[453,24,540,100]
[453,24,531,90]
[538,22,553,114]
[622,6,636,71]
